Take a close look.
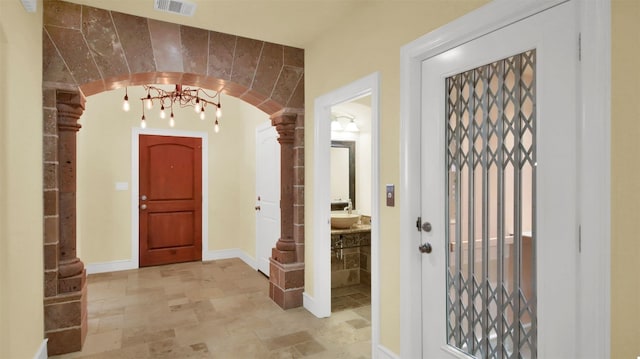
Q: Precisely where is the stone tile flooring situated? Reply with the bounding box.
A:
[51,259,371,359]
[331,284,371,313]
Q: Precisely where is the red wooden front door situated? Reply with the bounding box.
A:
[139,135,202,267]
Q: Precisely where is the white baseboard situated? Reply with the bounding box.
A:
[303,291,330,318]
[33,339,48,359]
[85,249,256,275]
[85,259,137,275]
[203,248,257,270]
[377,345,399,359]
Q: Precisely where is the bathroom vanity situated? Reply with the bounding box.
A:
[330,218,371,288]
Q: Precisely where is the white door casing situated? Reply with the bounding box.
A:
[400,0,610,358]
[256,121,280,276]
[308,72,382,356]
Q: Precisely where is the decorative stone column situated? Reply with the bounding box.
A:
[269,109,305,309]
[43,88,88,355]
[57,91,86,292]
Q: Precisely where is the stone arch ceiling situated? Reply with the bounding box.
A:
[43,0,304,115]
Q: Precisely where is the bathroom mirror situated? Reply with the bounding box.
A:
[330,140,356,211]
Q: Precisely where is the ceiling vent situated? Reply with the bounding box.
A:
[154,0,196,17]
[20,0,37,13]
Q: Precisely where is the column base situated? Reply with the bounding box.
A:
[45,270,87,355]
[269,259,304,309]
[58,268,86,293]
[272,247,296,264]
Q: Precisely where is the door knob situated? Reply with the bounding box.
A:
[141,195,147,201]
[422,221,432,232]
[140,204,147,210]
[419,243,432,254]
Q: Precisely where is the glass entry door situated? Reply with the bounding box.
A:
[419,1,579,357]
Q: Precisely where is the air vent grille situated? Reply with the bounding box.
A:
[20,0,37,12]
[154,0,196,17]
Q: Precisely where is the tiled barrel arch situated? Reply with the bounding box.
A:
[43,1,304,113]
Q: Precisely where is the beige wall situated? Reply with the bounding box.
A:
[77,87,268,264]
[0,1,636,358]
[0,11,6,357]
[304,1,488,352]
[0,1,44,358]
[611,1,640,357]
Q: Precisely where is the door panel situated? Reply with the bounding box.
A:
[147,144,195,199]
[147,212,195,248]
[420,2,577,358]
[139,135,202,267]
[256,123,280,276]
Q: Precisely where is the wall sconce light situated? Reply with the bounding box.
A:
[331,113,359,132]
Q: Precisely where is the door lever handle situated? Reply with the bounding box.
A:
[255,206,261,211]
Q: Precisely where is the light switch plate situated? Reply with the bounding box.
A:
[386,184,395,207]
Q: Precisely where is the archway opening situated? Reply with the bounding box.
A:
[42,1,305,354]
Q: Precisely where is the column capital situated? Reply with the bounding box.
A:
[270,111,298,144]
[56,89,86,132]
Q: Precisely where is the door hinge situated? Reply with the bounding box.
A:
[417,216,422,232]
[578,32,582,62]
[578,224,582,253]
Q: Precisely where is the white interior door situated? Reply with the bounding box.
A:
[256,122,280,276]
[420,2,578,358]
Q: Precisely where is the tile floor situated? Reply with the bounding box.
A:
[51,259,371,359]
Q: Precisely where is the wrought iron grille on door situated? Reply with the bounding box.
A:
[445,50,536,358]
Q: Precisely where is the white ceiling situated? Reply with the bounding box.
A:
[64,0,372,48]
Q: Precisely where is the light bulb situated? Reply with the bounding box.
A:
[169,112,175,127]
[200,109,205,120]
[122,95,130,112]
[194,99,200,113]
[216,105,222,118]
[214,119,220,133]
[331,119,342,131]
[140,114,146,129]
[160,105,166,119]
[145,94,152,109]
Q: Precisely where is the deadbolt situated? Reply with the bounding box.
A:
[141,195,147,201]
[419,243,432,254]
[422,221,432,232]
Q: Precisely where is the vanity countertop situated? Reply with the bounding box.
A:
[330,224,371,235]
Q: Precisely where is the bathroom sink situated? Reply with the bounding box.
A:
[331,213,360,229]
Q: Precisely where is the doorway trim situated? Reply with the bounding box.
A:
[399,1,610,358]
[307,72,381,352]
[131,128,209,269]
[255,120,281,276]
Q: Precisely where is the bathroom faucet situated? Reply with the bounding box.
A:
[344,199,353,214]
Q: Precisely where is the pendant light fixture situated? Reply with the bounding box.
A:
[122,85,222,132]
